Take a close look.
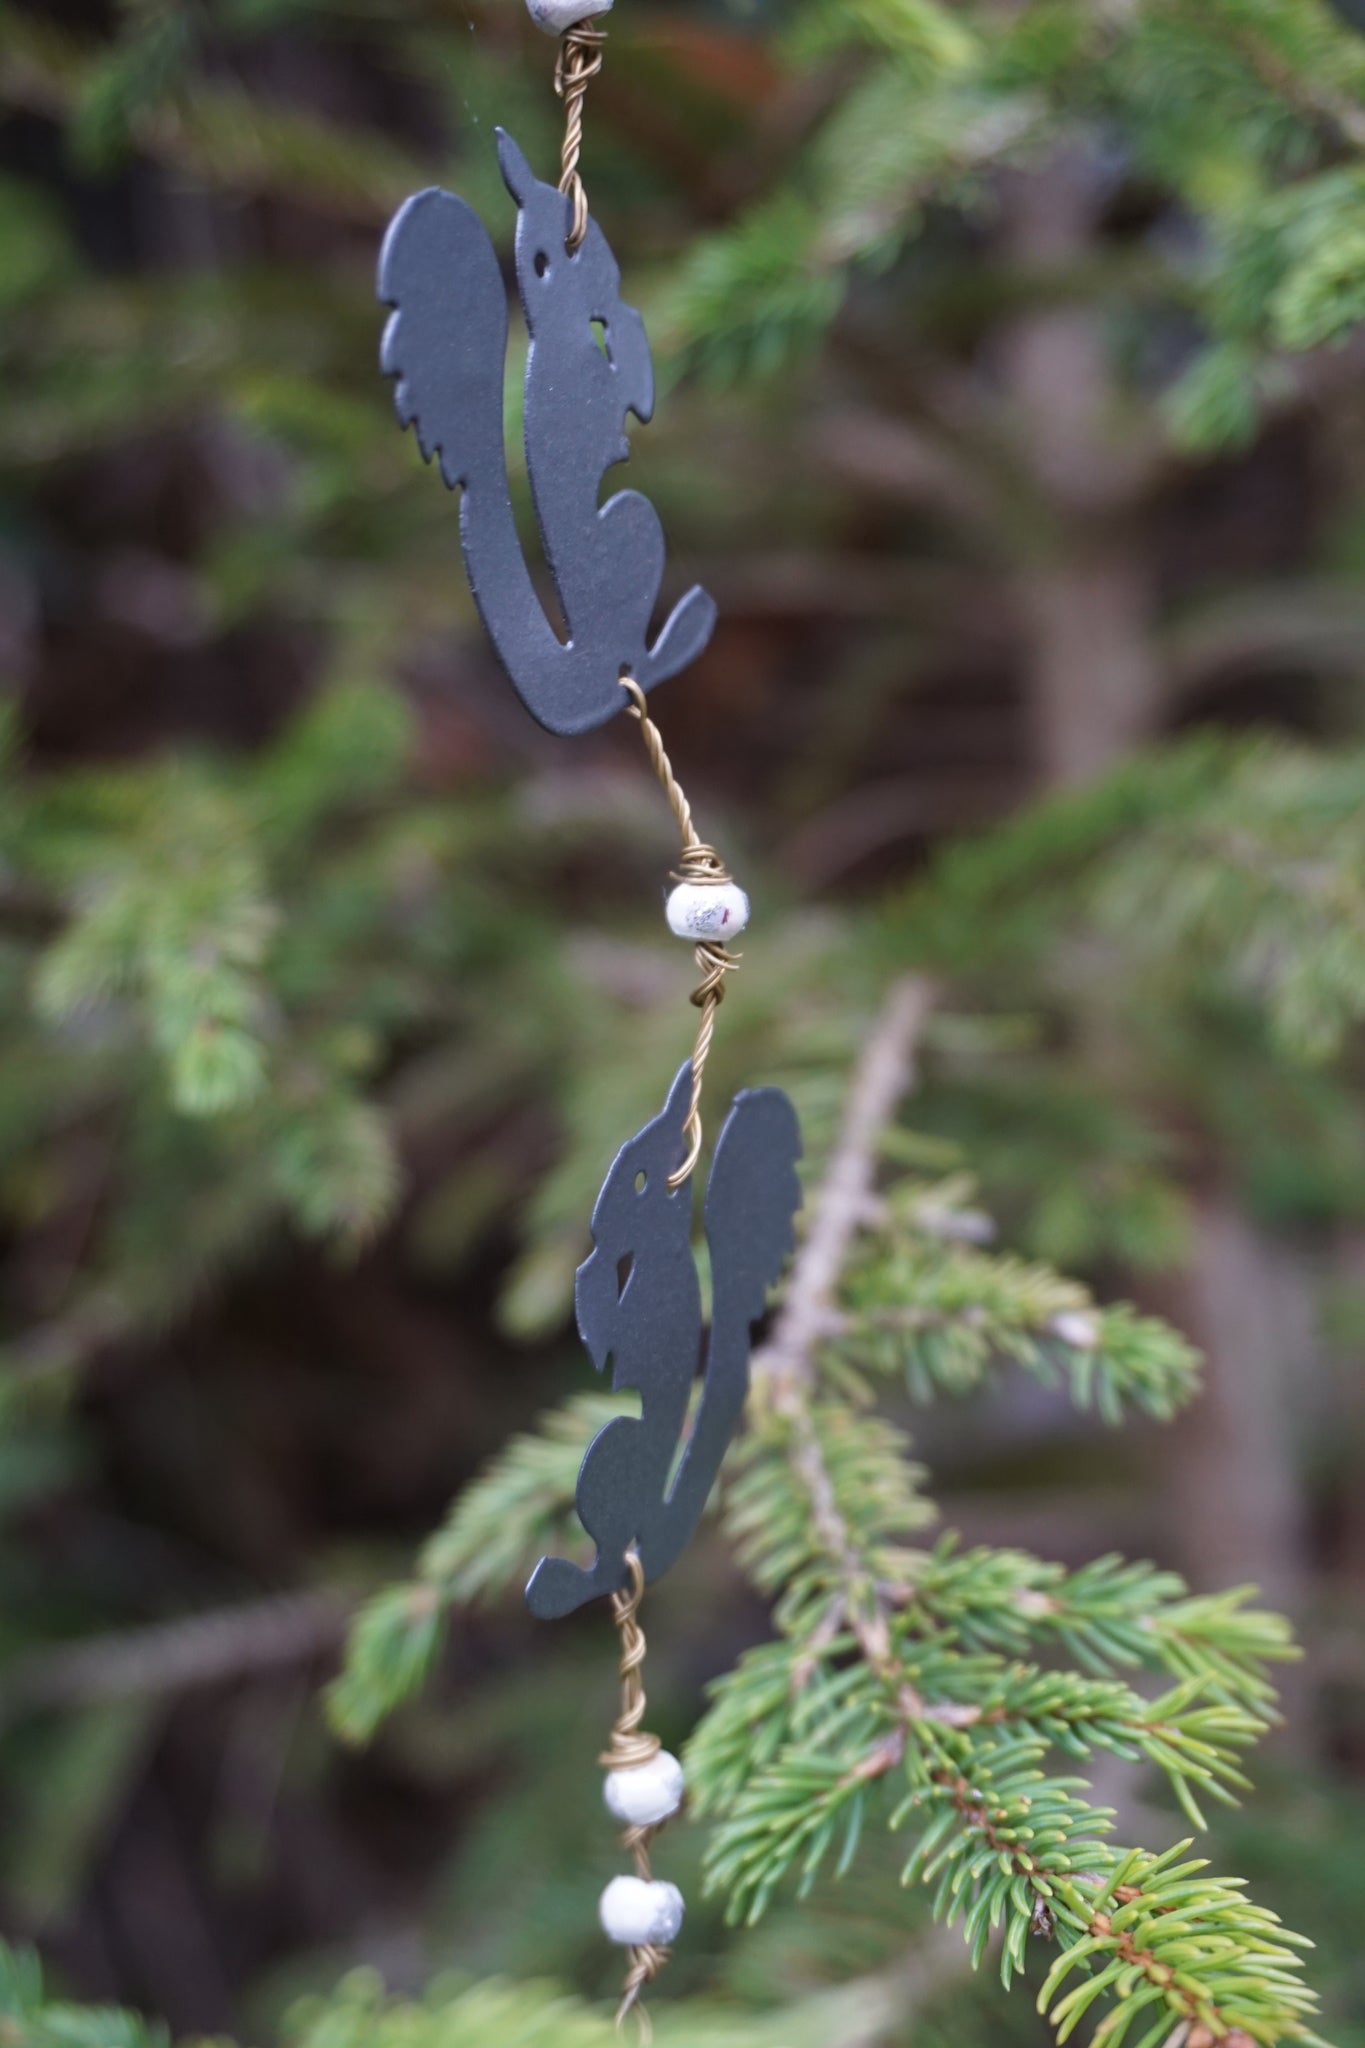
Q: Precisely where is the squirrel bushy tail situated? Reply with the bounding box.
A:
[638,1087,802,1583]
[705,1089,804,1331]
[378,188,509,494]
[377,138,717,734]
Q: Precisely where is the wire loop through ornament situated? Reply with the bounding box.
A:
[621,677,741,1186]
[555,20,606,251]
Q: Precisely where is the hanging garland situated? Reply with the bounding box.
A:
[376,5,802,2031]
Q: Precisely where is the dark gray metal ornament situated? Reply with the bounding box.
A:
[377,130,717,738]
[526,1062,802,1619]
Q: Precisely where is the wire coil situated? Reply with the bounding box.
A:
[555,21,606,251]
[621,678,741,1187]
[602,1552,671,2038]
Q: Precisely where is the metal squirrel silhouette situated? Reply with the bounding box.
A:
[527,1063,802,1618]
[377,130,717,737]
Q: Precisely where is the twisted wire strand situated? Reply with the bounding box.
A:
[601,1552,671,2040]
[621,678,740,1187]
[614,1942,667,2044]
[599,1552,660,1775]
[555,21,606,251]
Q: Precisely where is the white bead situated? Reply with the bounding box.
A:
[526,0,612,33]
[665,880,749,943]
[604,1750,685,1827]
[1050,1309,1101,1350]
[599,1875,685,1948]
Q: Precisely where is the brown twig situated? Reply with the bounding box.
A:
[0,1589,349,1726]
[754,975,936,1402]
[746,978,938,1691]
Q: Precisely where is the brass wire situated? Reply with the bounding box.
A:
[543,70,710,2034]
[620,677,741,1187]
[601,1552,672,2039]
[555,21,606,251]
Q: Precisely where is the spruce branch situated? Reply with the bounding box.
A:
[833,1235,1199,1420]
[689,982,1320,2043]
[0,3,1354,2040]
[0,3,431,220]
[703,1703,1325,2037]
[755,976,937,1404]
[734,977,941,1650]
[1223,11,1365,151]
[905,1547,1297,1713]
[0,1590,348,1730]
[1037,1841,1329,2048]
[0,1938,168,2048]
[726,1401,936,1637]
[0,1938,915,2048]
[325,973,1321,2038]
[32,772,276,1119]
[326,1391,619,1743]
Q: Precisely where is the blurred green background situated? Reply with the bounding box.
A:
[1,1,1364,2042]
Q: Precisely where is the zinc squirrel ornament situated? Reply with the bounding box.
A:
[526,1062,802,1620]
[377,8,801,2030]
[377,128,717,738]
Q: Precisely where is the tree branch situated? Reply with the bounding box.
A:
[744,976,937,1691]
[0,1589,350,1725]
[753,975,937,1401]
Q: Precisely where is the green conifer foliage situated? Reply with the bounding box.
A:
[1,2,1364,2044]
[328,979,1328,2043]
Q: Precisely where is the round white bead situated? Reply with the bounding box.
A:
[1050,1309,1100,1350]
[665,880,749,943]
[599,1876,685,1948]
[604,1750,685,1828]
[526,0,612,34]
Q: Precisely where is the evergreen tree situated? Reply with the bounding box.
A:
[0,2,1363,2044]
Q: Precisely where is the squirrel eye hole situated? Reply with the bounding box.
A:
[534,250,549,278]
[616,1252,634,1298]
[634,1170,647,1194]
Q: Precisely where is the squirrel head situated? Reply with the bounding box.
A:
[574,1064,696,1376]
[497,129,655,433]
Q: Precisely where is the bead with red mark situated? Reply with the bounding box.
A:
[665,880,749,942]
